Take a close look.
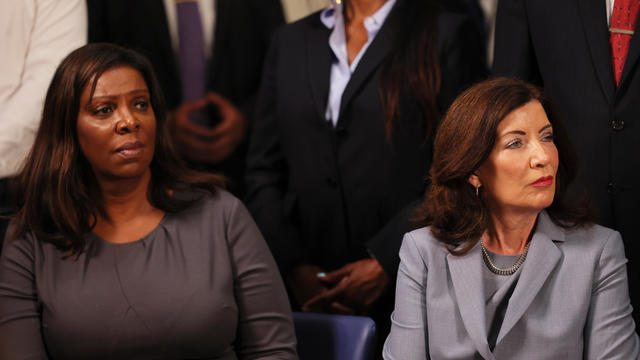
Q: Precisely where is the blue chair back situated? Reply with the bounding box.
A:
[293,312,377,360]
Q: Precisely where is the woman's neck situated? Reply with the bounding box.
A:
[95,170,156,225]
[483,208,539,255]
[344,0,387,22]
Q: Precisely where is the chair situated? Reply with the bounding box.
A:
[293,312,377,360]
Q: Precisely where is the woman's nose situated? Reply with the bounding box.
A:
[115,108,140,134]
[530,140,550,168]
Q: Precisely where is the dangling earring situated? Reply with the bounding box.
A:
[475,185,480,198]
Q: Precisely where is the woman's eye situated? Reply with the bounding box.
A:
[134,99,149,110]
[506,139,522,149]
[93,106,113,115]
[541,132,554,142]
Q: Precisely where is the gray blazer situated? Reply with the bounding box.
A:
[383,212,639,359]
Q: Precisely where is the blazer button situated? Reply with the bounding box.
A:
[325,177,338,188]
[607,182,616,194]
[612,119,624,131]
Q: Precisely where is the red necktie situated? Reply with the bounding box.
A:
[610,0,640,86]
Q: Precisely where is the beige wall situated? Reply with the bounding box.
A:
[281,0,330,23]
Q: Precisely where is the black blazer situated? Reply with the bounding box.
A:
[87,0,284,194]
[245,5,484,278]
[493,0,640,326]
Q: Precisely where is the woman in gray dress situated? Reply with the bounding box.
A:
[0,43,297,359]
[383,78,639,359]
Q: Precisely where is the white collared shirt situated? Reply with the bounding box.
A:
[321,0,396,126]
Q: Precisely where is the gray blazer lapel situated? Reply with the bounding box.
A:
[448,243,496,360]
[496,212,564,344]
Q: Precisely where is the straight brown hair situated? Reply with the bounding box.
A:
[378,0,441,140]
[8,43,224,256]
[416,77,592,255]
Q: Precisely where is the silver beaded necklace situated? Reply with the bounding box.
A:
[481,240,532,276]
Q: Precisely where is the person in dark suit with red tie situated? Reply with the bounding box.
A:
[493,0,640,328]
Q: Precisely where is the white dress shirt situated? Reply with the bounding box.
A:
[607,0,616,25]
[0,0,87,178]
[321,0,396,126]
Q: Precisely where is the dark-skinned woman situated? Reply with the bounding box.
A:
[244,0,485,344]
[0,43,297,359]
[383,78,639,359]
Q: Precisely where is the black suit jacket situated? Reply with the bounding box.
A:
[493,0,640,326]
[87,0,284,194]
[245,5,484,279]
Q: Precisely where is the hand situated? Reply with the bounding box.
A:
[204,92,247,161]
[286,264,354,315]
[303,258,390,315]
[170,93,247,164]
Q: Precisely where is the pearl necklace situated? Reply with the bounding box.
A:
[480,240,531,276]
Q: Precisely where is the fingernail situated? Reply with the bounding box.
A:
[317,272,326,278]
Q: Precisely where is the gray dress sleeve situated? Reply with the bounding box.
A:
[583,231,640,359]
[225,198,298,359]
[0,231,49,359]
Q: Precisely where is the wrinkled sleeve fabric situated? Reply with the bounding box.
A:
[0,232,49,359]
[583,231,640,359]
[0,0,87,178]
[244,29,307,272]
[226,197,298,359]
[382,233,429,360]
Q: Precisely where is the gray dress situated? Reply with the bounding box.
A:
[0,190,298,359]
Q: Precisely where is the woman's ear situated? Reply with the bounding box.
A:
[468,172,482,189]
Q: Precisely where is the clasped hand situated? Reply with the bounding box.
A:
[288,259,390,316]
[170,92,247,164]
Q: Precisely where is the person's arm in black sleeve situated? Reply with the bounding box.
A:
[437,10,488,111]
[492,0,542,84]
[244,29,307,274]
[86,0,108,43]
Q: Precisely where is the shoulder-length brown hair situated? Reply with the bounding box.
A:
[416,77,592,255]
[8,43,224,256]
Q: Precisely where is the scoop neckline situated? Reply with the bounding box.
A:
[89,212,169,247]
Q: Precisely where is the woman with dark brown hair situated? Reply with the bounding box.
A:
[0,43,297,359]
[244,0,484,338]
[383,78,639,359]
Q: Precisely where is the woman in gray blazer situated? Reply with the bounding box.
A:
[383,78,639,359]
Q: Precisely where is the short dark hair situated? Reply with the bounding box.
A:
[9,43,224,256]
[416,77,592,255]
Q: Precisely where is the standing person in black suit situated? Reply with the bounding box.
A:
[245,0,484,339]
[493,0,640,328]
[87,0,285,196]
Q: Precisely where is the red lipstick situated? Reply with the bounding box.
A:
[531,176,554,188]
